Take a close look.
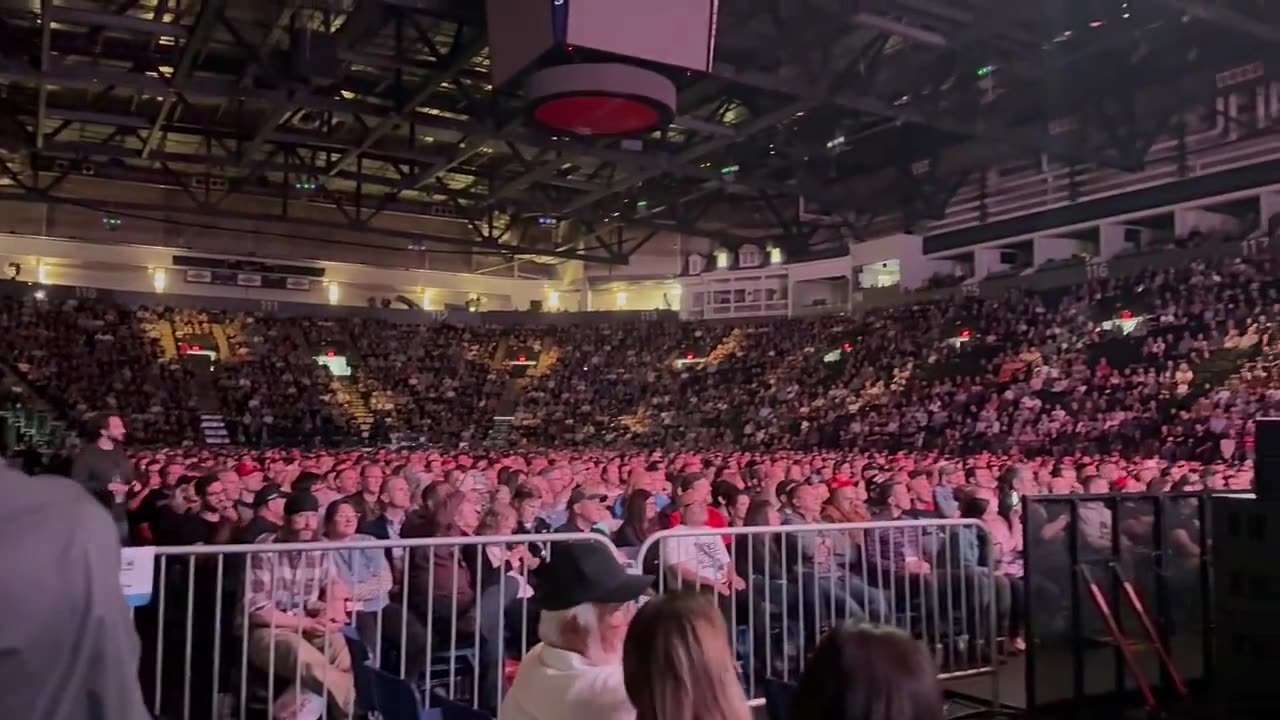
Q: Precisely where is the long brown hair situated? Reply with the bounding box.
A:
[623,592,751,720]
[428,490,469,537]
[789,624,944,720]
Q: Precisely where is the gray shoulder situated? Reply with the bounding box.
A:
[0,469,104,517]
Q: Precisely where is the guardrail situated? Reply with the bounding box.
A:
[131,518,1006,719]
[134,532,615,720]
[633,519,1002,706]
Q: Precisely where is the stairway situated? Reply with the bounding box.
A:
[332,377,374,438]
[211,323,233,360]
[485,415,515,449]
[706,328,745,366]
[485,378,524,448]
[200,413,231,445]
[529,338,560,378]
[492,336,510,369]
[157,320,179,359]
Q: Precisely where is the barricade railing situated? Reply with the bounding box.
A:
[634,519,1002,708]
[1023,492,1222,715]
[135,532,617,720]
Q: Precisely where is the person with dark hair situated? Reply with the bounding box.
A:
[712,481,749,526]
[323,497,430,681]
[786,624,944,720]
[169,473,239,546]
[71,413,132,540]
[613,489,658,549]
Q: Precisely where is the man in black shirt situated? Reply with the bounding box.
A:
[70,413,132,540]
[236,483,288,543]
[169,474,238,547]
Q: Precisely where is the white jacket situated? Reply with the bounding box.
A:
[498,643,635,720]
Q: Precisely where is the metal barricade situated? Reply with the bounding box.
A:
[136,532,617,720]
[1023,493,1221,715]
[634,519,1002,707]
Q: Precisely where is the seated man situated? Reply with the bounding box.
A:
[243,492,356,719]
[500,541,653,720]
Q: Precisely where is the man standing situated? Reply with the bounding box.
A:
[71,413,132,540]
[0,466,149,720]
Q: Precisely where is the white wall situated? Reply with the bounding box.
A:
[849,233,922,267]
[585,231,683,281]
[973,247,1012,279]
[1175,207,1243,238]
[1032,236,1090,265]
[1262,191,1280,232]
[1099,224,1153,258]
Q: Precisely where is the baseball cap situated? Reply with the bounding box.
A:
[235,461,263,478]
[252,483,287,508]
[534,541,653,611]
[567,487,608,509]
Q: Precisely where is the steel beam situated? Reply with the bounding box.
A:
[561,97,818,214]
[140,0,225,159]
[0,188,622,264]
[35,0,52,150]
[324,30,485,178]
[46,6,188,38]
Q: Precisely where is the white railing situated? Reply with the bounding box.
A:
[131,519,1007,718]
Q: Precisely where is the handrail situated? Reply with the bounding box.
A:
[150,531,617,557]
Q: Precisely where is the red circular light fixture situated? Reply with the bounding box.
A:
[960,329,972,338]
[533,96,662,136]
[842,343,853,351]
[326,350,336,358]
[517,355,528,362]
[1119,309,1133,320]
[191,345,202,352]
[525,63,675,138]
[686,352,695,360]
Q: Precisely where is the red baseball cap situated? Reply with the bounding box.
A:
[235,461,263,478]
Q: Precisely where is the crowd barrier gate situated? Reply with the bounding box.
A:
[1023,492,1221,716]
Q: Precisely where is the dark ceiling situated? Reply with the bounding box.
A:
[0,0,1276,266]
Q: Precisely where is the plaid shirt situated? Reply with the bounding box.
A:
[245,541,335,618]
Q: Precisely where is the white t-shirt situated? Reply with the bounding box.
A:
[661,529,732,585]
[499,644,634,720]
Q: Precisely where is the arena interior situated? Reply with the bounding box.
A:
[0,1,1278,719]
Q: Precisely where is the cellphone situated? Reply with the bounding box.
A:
[1008,490,1021,507]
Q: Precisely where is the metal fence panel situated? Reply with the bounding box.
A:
[136,532,617,720]
[635,519,1002,707]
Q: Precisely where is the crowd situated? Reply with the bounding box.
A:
[0,246,1263,720]
[52,406,1232,720]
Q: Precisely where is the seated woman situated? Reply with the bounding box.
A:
[623,592,751,720]
[323,499,430,681]
[403,490,520,712]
